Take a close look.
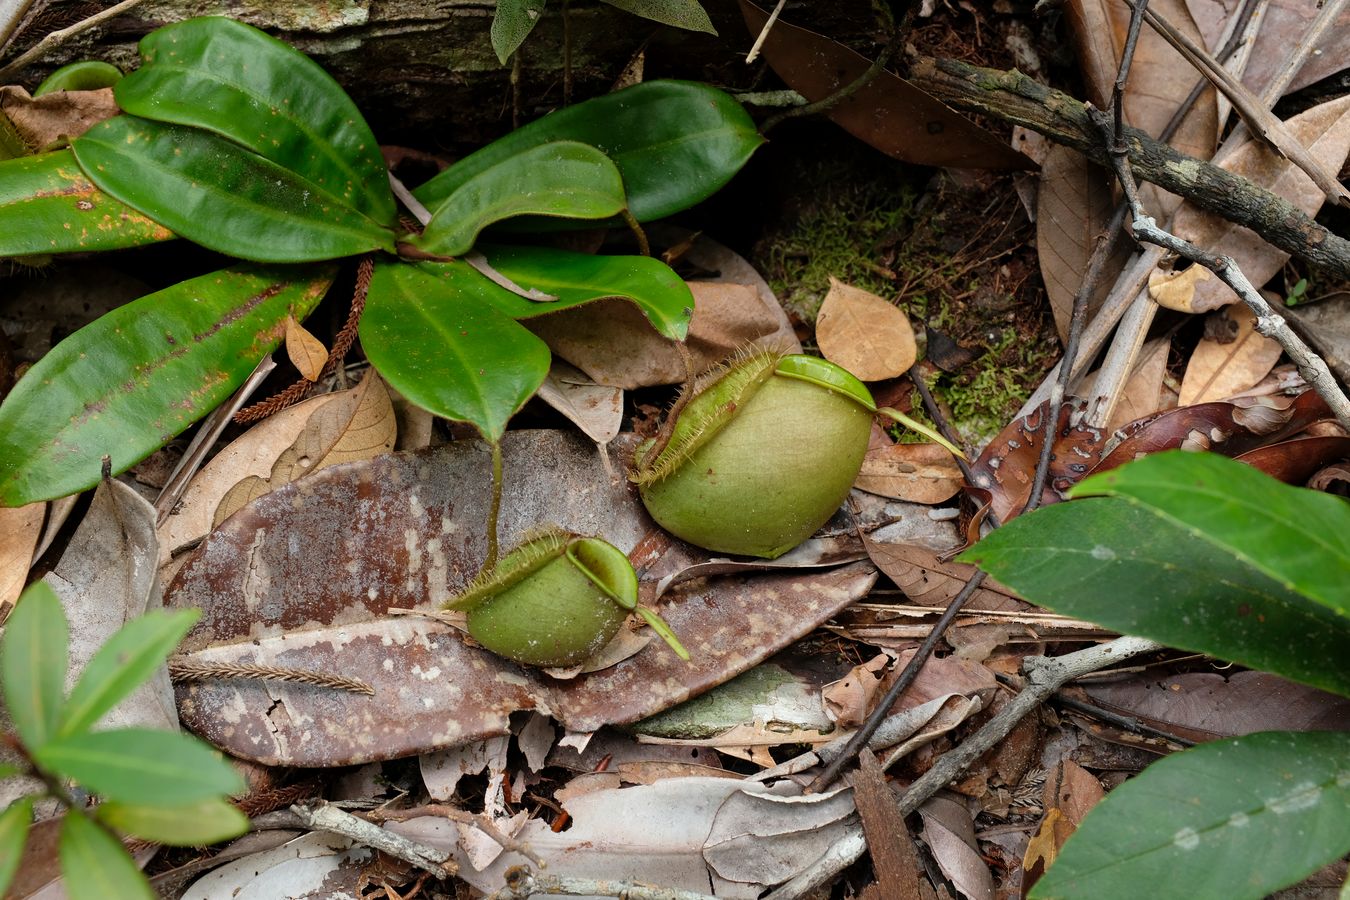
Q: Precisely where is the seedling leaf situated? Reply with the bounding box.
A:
[33,728,245,807]
[1,582,68,750]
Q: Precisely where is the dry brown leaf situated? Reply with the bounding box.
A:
[1241,0,1350,97]
[863,537,1026,612]
[1148,265,1213,313]
[157,393,344,564]
[1179,304,1282,405]
[855,441,962,504]
[214,369,396,525]
[1172,95,1350,312]
[1036,146,1130,343]
[0,86,119,151]
[0,502,44,609]
[536,359,623,447]
[284,315,328,382]
[854,752,923,900]
[1108,337,1170,431]
[815,278,916,382]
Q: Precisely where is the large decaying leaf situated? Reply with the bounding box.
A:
[166,431,876,766]
[414,142,626,257]
[73,117,395,262]
[113,16,395,225]
[0,265,334,506]
[0,150,172,258]
[961,453,1350,697]
[360,260,551,440]
[1031,731,1350,900]
[1073,451,1350,618]
[739,1,1033,170]
[414,80,764,223]
[481,243,693,340]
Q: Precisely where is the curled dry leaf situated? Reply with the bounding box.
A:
[822,649,997,728]
[535,359,623,447]
[855,441,963,504]
[1148,264,1214,313]
[815,277,917,382]
[1171,95,1350,312]
[1178,304,1282,405]
[166,431,876,766]
[0,502,43,609]
[0,86,119,151]
[917,795,996,900]
[284,315,328,382]
[739,1,1034,170]
[213,368,396,526]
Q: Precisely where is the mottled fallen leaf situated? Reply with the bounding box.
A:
[1179,304,1282,405]
[284,315,328,382]
[1172,95,1350,312]
[157,393,344,564]
[0,86,118,151]
[861,537,1027,613]
[536,359,623,447]
[1036,146,1131,343]
[816,278,916,382]
[739,2,1033,170]
[917,795,995,900]
[1148,264,1214,313]
[167,432,876,766]
[0,502,43,609]
[704,784,858,889]
[856,441,962,504]
[214,369,396,525]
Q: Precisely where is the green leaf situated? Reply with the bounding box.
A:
[114,17,394,224]
[96,798,247,846]
[1,583,68,750]
[360,260,551,441]
[73,117,394,262]
[58,813,153,900]
[601,0,716,32]
[34,728,244,807]
[414,80,763,223]
[1071,451,1350,619]
[0,798,32,897]
[0,150,173,257]
[478,243,693,339]
[415,141,626,257]
[1031,731,1350,900]
[491,0,547,63]
[58,609,200,738]
[0,264,333,506]
[960,497,1350,696]
[34,62,123,97]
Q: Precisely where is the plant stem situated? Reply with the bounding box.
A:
[486,440,504,568]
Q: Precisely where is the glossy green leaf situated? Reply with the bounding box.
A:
[34,62,123,96]
[491,0,547,63]
[0,264,333,506]
[414,80,763,223]
[73,117,394,262]
[34,728,244,806]
[1031,731,1350,900]
[478,243,693,339]
[360,260,551,441]
[415,141,626,257]
[114,17,394,224]
[58,813,153,900]
[601,0,715,32]
[960,497,1350,696]
[1,583,68,750]
[0,150,173,257]
[1071,451,1350,619]
[96,798,247,846]
[58,609,200,738]
[0,798,32,897]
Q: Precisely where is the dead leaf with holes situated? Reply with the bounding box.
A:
[816,278,916,382]
[284,315,328,382]
[166,431,876,766]
[213,369,396,525]
[1179,304,1282,405]
[855,441,963,505]
[1171,95,1350,312]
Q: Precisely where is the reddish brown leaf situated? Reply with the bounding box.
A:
[854,751,923,900]
[739,1,1033,170]
[1234,436,1350,485]
[861,536,1027,613]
